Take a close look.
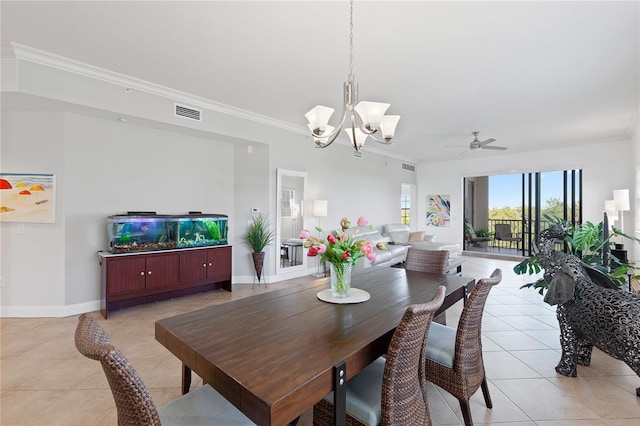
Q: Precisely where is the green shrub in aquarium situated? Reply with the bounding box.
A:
[204,220,220,240]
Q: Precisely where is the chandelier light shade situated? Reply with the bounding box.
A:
[305,0,400,151]
[344,127,369,150]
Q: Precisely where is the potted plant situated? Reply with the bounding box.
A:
[475,227,492,238]
[242,213,274,283]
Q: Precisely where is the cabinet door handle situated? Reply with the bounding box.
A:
[140,272,145,276]
[148,271,152,275]
[209,262,212,266]
[203,263,207,268]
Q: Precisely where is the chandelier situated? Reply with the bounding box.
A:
[304,0,400,151]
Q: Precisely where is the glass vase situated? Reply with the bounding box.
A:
[330,262,352,298]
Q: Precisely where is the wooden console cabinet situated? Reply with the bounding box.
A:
[100,245,232,318]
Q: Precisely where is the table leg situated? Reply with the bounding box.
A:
[333,361,346,426]
[182,363,192,395]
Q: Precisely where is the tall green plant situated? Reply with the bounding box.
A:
[242,214,274,253]
[516,216,640,293]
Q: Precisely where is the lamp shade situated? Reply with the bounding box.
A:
[380,115,401,139]
[354,101,390,128]
[305,105,335,133]
[344,127,368,149]
[313,200,328,217]
[613,189,630,211]
[604,199,617,222]
[309,124,335,145]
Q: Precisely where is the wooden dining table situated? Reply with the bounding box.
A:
[155,266,475,426]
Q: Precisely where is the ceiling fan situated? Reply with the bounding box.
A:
[447,131,507,153]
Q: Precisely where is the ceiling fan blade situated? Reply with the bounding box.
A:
[481,145,507,150]
[445,145,469,148]
[459,148,470,155]
[478,138,496,146]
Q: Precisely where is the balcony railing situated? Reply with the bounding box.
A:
[479,219,558,252]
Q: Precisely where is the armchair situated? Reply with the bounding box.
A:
[466,223,492,251]
[494,223,522,250]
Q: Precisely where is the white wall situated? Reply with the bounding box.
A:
[233,141,271,281]
[2,107,633,317]
[416,138,637,261]
[0,107,415,315]
[274,138,415,232]
[1,111,67,310]
[262,131,417,282]
[1,110,235,316]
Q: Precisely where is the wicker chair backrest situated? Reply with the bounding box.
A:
[454,269,502,391]
[75,313,162,426]
[381,285,446,426]
[405,248,450,274]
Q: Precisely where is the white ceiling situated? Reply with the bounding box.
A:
[2,1,638,163]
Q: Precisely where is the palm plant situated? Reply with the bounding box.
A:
[242,213,274,253]
[242,213,274,283]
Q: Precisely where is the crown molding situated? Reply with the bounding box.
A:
[6,43,416,164]
[8,42,306,136]
[0,44,16,58]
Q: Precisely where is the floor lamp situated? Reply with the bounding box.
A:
[312,200,328,277]
[604,199,617,267]
[614,189,630,248]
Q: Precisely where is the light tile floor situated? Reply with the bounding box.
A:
[1,256,639,425]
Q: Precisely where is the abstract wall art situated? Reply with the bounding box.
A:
[426,194,450,227]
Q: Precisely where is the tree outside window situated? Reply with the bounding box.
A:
[401,195,410,225]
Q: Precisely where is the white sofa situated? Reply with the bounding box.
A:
[382,224,463,274]
[349,227,408,271]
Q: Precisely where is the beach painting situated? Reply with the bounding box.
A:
[426,194,450,227]
[0,173,55,223]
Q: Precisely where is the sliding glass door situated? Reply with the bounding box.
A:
[521,170,582,256]
[465,169,582,257]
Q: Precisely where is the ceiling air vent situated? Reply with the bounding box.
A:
[353,150,363,159]
[402,162,416,172]
[174,104,202,121]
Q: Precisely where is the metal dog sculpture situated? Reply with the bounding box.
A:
[534,226,640,397]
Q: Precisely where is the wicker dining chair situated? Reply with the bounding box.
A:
[405,247,450,325]
[74,313,254,426]
[405,247,450,274]
[423,268,502,426]
[313,285,446,426]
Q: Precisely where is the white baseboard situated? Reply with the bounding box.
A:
[0,272,315,318]
[1,300,101,318]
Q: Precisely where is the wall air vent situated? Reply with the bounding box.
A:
[353,150,363,159]
[402,162,416,172]
[174,104,202,121]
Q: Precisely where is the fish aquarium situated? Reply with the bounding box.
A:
[175,214,228,248]
[107,213,228,253]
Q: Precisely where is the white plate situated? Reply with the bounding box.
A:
[317,288,370,304]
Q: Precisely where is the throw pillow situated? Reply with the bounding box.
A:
[388,230,410,244]
[408,231,425,243]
